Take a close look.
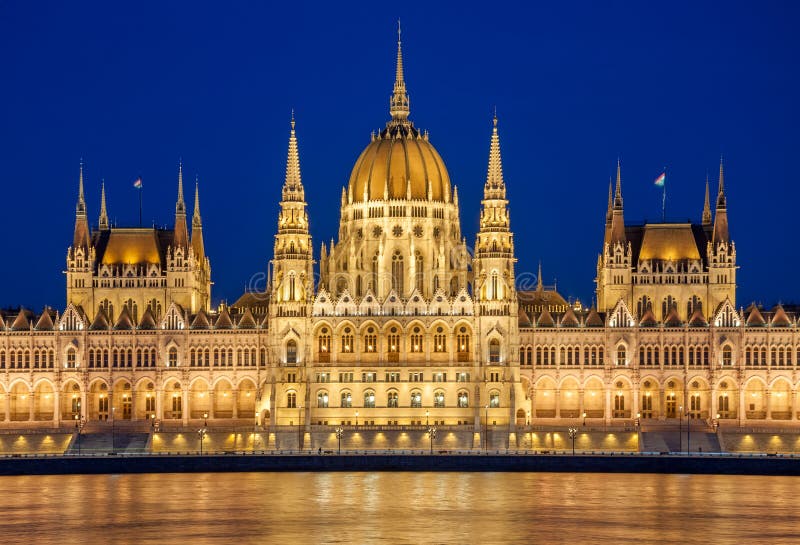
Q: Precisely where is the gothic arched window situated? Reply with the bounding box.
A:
[391,251,404,295]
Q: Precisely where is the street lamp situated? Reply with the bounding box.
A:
[355,410,358,427]
[425,410,429,427]
[527,410,531,449]
[635,412,641,431]
[198,426,206,455]
[582,411,587,427]
[203,411,208,428]
[427,426,437,454]
[714,412,720,433]
[335,426,344,454]
[111,407,116,454]
[568,427,578,455]
[678,405,683,454]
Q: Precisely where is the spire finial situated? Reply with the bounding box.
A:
[284,113,302,189]
[484,113,505,191]
[606,177,613,222]
[613,158,623,209]
[702,174,712,225]
[176,160,186,212]
[537,261,543,291]
[717,155,726,208]
[389,21,410,121]
[78,159,85,204]
[193,176,202,226]
[99,179,109,230]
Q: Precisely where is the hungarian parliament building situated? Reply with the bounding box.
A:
[0,36,796,435]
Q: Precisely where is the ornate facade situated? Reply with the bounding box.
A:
[0,33,797,440]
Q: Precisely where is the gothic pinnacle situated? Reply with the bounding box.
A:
[389,20,410,121]
[99,180,109,230]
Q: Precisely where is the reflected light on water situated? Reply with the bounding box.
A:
[0,472,797,544]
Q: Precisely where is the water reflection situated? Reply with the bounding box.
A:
[0,472,797,544]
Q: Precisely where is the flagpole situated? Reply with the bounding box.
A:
[139,188,142,227]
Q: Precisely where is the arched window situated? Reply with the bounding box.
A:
[371,253,379,292]
[341,391,352,408]
[364,328,377,352]
[288,272,296,301]
[458,390,469,408]
[363,390,375,408]
[65,348,77,369]
[636,295,652,318]
[457,327,470,355]
[410,390,422,408]
[391,251,404,295]
[410,327,423,353]
[318,328,331,353]
[662,295,676,320]
[287,391,297,408]
[286,340,297,364]
[489,339,500,363]
[317,390,329,408]
[489,390,500,408]
[722,346,732,367]
[491,272,499,300]
[434,390,445,408]
[341,327,354,353]
[387,391,399,408]
[616,346,626,366]
[168,347,178,367]
[387,330,400,353]
[433,327,447,352]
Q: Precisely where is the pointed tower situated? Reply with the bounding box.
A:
[67,160,95,312]
[191,179,205,262]
[702,175,712,226]
[271,114,314,307]
[98,180,109,231]
[173,162,189,250]
[707,157,736,314]
[596,160,633,312]
[73,161,91,250]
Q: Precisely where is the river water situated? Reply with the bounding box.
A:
[0,472,797,544]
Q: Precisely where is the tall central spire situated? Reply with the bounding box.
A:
[285,112,302,190]
[99,180,109,230]
[389,20,410,122]
[484,114,506,198]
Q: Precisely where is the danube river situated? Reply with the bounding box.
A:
[0,472,797,544]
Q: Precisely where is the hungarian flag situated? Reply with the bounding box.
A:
[654,172,666,187]
[133,177,143,189]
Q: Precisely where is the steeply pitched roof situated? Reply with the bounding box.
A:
[664,306,682,327]
[89,308,110,330]
[688,308,708,327]
[191,309,210,329]
[746,305,766,326]
[10,308,30,331]
[771,305,791,327]
[537,306,555,327]
[138,308,157,330]
[560,307,580,327]
[237,308,257,329]
[114,306,134,330]
[639,307,657,327]
[214,308,233,329]
[34,309,55,331]
[585,307,604,327]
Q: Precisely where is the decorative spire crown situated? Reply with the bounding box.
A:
[716,156,726,208]
[76,160,86,216]
[485,114,505,190]
[702,175,712,225]
[99,180,109,230]
[389,20,410,122]
[176,161,186,215]
[613,159,623,209]
[284,111,302,190]
[192,178,202,227]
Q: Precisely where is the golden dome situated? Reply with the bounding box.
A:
[348,125,451,202]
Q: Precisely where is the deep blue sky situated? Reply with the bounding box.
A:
[1,1,798,311]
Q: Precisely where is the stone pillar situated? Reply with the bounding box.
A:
[155,389,163,421]
[530,390,537,420]
[182,388,189,425]
[765,390,772,421]
[710,387,718,421]
[578,389,585,423]
[28,390,35,421]
[632,385,640,421]
[81,389,88,422]
[232,389,239,419]
[4,392,10,422]
[659,388,666,420]
[208,391,215,420]
[791,389,797,421]
[739,387,746,425]
[130,389,137,421]
[554,389,561,419]
[604,388,612,424]
[53,389,60,426]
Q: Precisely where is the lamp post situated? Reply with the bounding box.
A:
[111,407,116,454]
[254,411,259,452]
[678,404,683,454]
[582,411,587,427]
[527,410,531,449]
[635,412,641,431]
[355,410,358,427]
[335,426,343,454]
[568,427,578,455]
[686,407,691,454]
[427,426,437,454]
[425,410,429,427]
[714,412,720,433]
[74,414,81,455]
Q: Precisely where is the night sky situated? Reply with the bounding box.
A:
[1,1,798,312]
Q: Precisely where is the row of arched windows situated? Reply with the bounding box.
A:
[520,345,605,367]
[316,325,472,356]
[87,348,158,368]
[308,389,493,409]
[0,349,55,369]
[745,346,796,367]
[189,347,262,368]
